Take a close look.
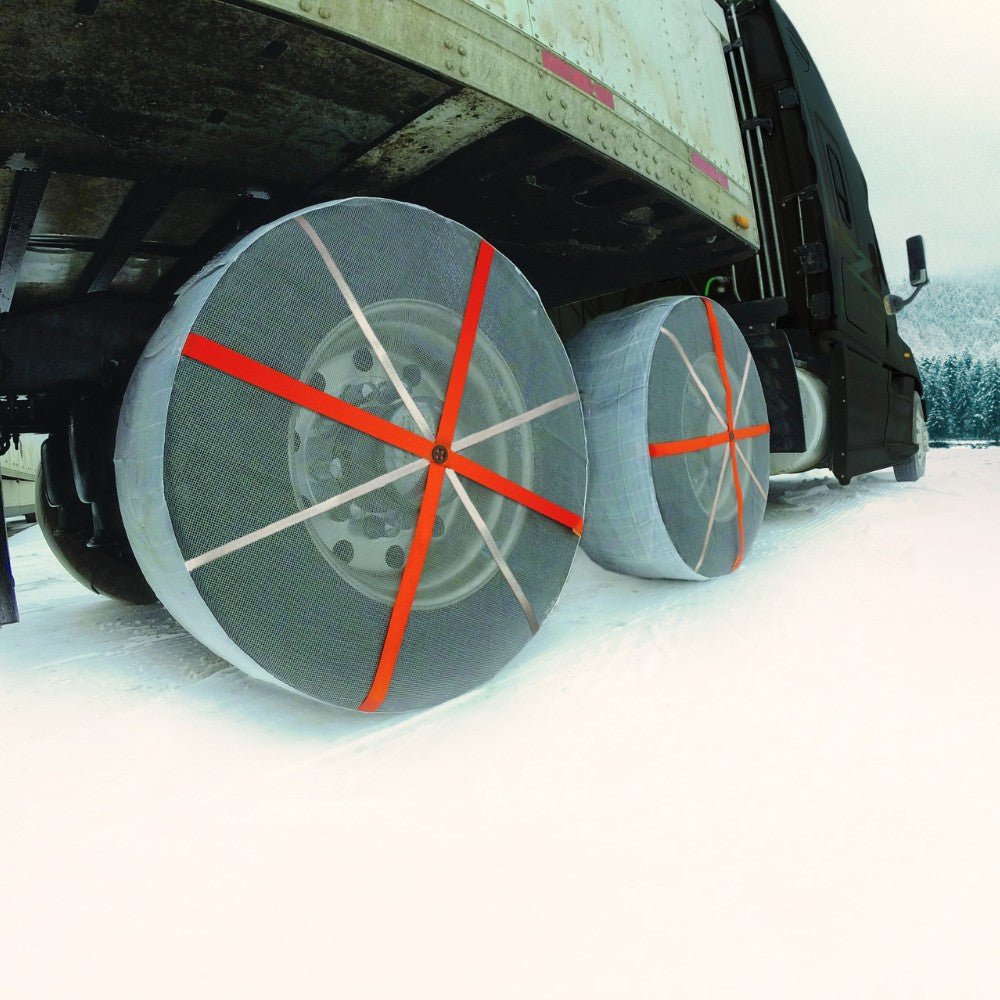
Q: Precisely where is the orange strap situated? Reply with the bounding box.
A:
[449,451,585,536]
[703,298,746,570]
[437,242,495,447]
[182,333,434,462]
[360,241,496,712]
[357,462,446,713]
[649,423,769,459]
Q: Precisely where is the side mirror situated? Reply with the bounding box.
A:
[887,235,930,315]
[907,235,929,288]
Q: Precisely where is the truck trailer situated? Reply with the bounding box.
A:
[0,434,41,520]
[0,0,929,712]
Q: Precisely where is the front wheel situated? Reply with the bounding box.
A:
[34,464,156,604]
[893,392,928,482]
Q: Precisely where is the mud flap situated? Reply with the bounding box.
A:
[829,341,891,483]
[1,472,19,624]
[742,327,805,454]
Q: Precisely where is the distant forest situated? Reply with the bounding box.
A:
[897,270,1000,441]
[917,354,1000,441]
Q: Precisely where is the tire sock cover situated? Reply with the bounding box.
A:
[567,295,769,580]
[116,198,586,712]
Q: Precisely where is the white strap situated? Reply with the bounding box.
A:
[185,459,428,571]
[296,216,434,438]
[733,352,753,425]
[452,393,580,453]
[735,442,768,501]
[446,470,539,633]
[694,451,731,574]
[660,326,726,429]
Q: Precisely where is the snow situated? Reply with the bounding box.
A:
[2,447,999,998]
[897,269,1000,360]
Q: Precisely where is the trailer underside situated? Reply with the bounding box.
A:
[0,0,751,318]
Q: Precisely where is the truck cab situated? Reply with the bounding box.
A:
[722,0,926,483]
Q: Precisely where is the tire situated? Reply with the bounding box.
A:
[34,465,157,604]
[116,198,587,713]
[893,392,928,482]
[567,296,770,579]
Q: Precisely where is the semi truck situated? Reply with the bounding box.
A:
[0,0,929,713]
[0,434,41,521]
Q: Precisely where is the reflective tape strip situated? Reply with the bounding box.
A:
[437,241,495,446]
[691,151,730,191]
[184,459,428,572]
[695,450,731,574]
[660,326,726,429]
[182,333,434,461]
[541,50,615,109]
[449,451,584,535]
[452,392,580,453]
[359,462,446,713]
[447,469,539,633]
[296,216,434,438]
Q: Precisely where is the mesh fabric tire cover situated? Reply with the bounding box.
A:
[115,198,586,712]
[566,296,769,580]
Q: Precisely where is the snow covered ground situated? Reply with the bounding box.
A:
[2,447,998,999]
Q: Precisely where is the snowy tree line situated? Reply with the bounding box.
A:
[896,269,1000,442]
[919,353,1000,442]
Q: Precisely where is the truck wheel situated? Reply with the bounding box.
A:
[34,465,156,604]
[115,198,586,713]
[893,392,928,482]
[567,296,770,579]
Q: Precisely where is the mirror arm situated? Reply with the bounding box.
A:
[886,284,925,316]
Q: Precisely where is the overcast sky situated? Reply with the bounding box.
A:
[779,0,999,281]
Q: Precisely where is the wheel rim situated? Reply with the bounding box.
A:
[289,299,530,610]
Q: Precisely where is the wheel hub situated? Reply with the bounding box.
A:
[289,298,530,610]
[680,352,739,521]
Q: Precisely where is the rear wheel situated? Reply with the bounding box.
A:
[116,198,586,713]
[893,392,928,482]
[34,464,156,604]
[568,296,770,579]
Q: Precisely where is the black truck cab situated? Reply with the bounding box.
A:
[732,0,924,483]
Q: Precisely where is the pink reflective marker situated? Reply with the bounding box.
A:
[541,50,615,109]
[691,151,730,190]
